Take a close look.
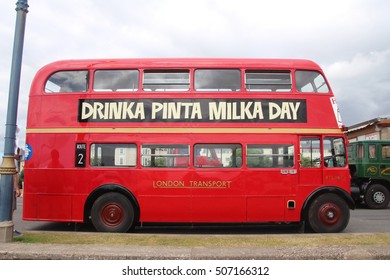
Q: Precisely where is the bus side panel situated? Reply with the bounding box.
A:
[72,195,87,221]
[191,170,246,222]
[245,168,298,222]
[22,192,36,220]
[136,169,192,222]
[36,195,72,221]
[138,196,192,222]
[22,194,73,221]
[23,133,84,222]
[246,197,285,222]
[23,168,86,222]
[191,196,245,222]
[323,167,351,190]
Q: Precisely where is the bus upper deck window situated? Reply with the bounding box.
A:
[295,70,329,93]
[143,70,190,92]
[195,69,241,92]
[45,70,89,93]
[245,71,291,92]
[93,70,139,92]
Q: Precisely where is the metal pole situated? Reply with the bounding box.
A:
[0,0,29,242]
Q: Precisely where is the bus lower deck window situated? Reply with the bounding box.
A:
[247,144,294,168]
[194,144,242,168]
[90,144,136,167]
[141,144,189,167]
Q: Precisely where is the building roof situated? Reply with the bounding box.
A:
[347,116,390,133]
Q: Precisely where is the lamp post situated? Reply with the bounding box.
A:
[0,0,29,242]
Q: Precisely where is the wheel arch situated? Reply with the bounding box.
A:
[366,179,390,192]
[84,184,140,224]
[301,186,355,221]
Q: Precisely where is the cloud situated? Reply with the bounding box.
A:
[325,49,390,125]
[327,50,390,80]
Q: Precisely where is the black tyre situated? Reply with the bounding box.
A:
[91,192,135,232]
[307,193,350,233]
[365,184,390,209]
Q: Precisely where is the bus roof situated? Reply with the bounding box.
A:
[37,58,323,72]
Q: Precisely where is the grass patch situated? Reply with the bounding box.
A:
[13,232,390,247]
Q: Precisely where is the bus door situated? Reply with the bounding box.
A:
[322,136,349,189]
[245,143,297,222]
[299,137,323,187]
[299,136,349,190]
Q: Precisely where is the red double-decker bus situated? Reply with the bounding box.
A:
[23,58,354,233]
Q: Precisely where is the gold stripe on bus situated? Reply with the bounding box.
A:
[26,127,343,134]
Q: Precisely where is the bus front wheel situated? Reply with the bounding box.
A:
[91,192,135,232]
[307,193,350,233]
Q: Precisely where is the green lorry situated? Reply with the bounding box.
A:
[348,140,390,209]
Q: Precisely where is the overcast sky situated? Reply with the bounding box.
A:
[1,0,390,154]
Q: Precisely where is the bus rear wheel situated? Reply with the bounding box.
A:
[365,184,390,209]
[91,192,135,232]
[307,193,350,233]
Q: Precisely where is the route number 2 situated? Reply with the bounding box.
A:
[75,143,86,168]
